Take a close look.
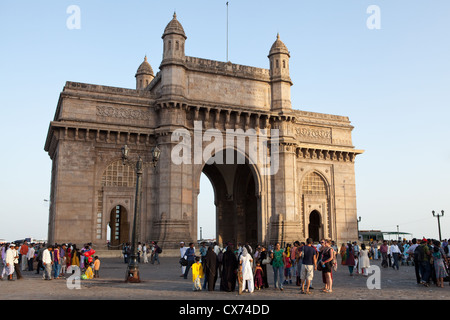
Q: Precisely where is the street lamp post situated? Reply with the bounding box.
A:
[357,216,361,241]
[432,210,444,242]
[121,144,161,283]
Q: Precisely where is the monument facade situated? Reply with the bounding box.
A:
[44,14,363,248]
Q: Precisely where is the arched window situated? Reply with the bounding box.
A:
[302,172,327,196]
[101,160,136,187]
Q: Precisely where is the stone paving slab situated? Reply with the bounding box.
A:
[1,257,450,301]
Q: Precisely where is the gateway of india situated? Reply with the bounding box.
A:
[44,14,363,249]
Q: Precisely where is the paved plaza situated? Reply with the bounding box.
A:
[2,256,450,301]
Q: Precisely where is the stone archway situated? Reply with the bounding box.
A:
[199,148,261,247]
[308,210,322,242]
[109,205,130,247]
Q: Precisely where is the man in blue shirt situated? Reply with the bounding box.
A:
[183,242,196,279]
[300,238,317,294]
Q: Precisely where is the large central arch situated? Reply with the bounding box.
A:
[198,148,262,247]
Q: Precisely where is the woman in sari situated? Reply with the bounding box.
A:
[345,242,356,276]
[340,243,347,265]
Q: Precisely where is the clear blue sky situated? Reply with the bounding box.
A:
[0,1,449,242]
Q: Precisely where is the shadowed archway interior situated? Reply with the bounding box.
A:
[200,149,259,247]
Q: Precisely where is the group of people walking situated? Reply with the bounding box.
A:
[179,238,337,295]
[1,241,101,281]
[121,242,162,265]
[339,238,450,288]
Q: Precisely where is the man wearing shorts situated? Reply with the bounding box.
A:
[300,238,317,294]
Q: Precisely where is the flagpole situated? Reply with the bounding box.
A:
[226,1,229,62]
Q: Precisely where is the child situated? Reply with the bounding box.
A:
[191,256,204,291]
[93,256,101,278]
[254,261,264,290]
[84,263,94,279]
[61,253,67,275]
[283,255,292,284]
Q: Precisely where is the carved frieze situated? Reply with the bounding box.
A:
[97,105,152,120]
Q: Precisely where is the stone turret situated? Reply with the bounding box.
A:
[135,56,154,90]
[160,12,187,99]
[268,34,292,112]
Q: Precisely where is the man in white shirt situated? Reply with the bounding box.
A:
[390,241,401,270]
[27,245,36,271]
[179,242,188,276]
[42,245,53,280]
[5,243,16,280]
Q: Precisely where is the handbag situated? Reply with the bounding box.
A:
[262,257,271,265]
[317,261,323,271]
[179,257,188,266]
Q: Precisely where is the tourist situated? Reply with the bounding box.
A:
[295,241,303,286]
[137,242,142,263]
[239,247,254,294]
[142,243,149,263]
[183,242,196,279]
[203,246,218,291]
[359,243,370,276]
[19,241,28,271]
[35,244,44,274]
[417,238,432,287]
[42,245,53,280]
[122,243,130,264]
[320,239,334,293]
[339,243,347,265]
[371,241,379,260]
[254,261,264,290]
[5,243,16,281]
[200,242,208,266]
[71,246,81,272]
[26,243,35,272]
[259,246,270,289]
[151,241,161,265]
[220,242,238,292]
[192,256,204,291]
[300,238,317,294]
[390,240,401,270]
[283,250,292,285]
[432,241,447,288]
[52,244,61,279]
[407,238,421,284]
[94,256,101,278]
[270,242,285,291]
[12,243,23,280]
[345,242,356,276]
[179,241,187,277]
[380,240,389,268]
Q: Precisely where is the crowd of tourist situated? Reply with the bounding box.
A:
[179,238,338,294]
[178,237,450,294]
[3,236,449,294]
[0,241,101,281]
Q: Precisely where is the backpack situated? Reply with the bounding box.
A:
[414,245,424,262]
[157,246,162,254]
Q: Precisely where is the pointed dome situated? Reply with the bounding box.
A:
[269,33,290,57]
[135,56,154,77]
[162,12,187,39]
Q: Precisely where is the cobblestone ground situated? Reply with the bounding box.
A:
[1,257,450,300]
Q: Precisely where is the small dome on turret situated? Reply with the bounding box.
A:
[135,56,154,77]
[162,12,187,39]
[269,33,290,57]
